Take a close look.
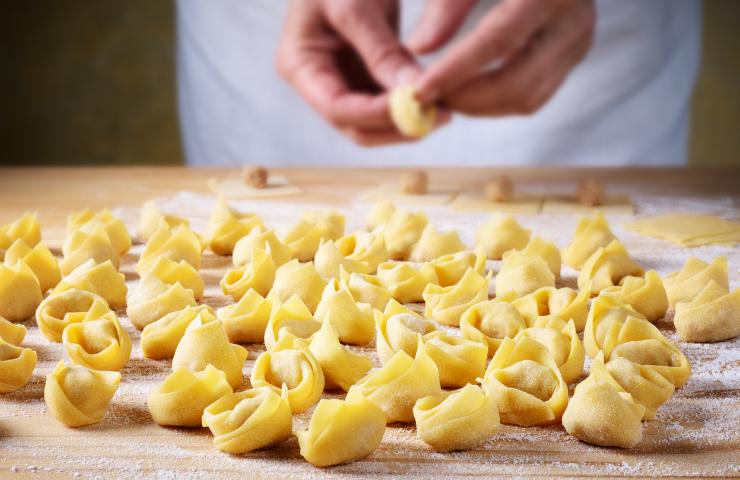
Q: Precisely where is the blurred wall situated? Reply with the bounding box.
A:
[1,1,738,167]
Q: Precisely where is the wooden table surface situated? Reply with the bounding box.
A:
[0,166,739,479]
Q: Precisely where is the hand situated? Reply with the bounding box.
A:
[409,0,595,116]
[276,0,450,146]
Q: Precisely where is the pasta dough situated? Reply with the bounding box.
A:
[0,261,43,322]
[281,210,345,262]
[0,316,26,345]
[482,337,568,426]
[601,270,668,322]
[495,254,555,299]
[430,247,487,287]
[339,268,392,310]
[61,225,120,276]
[375,300,439,363]
[148,365,233,427]
[220,247,276,299]
[67,208,131,256]
[514,316,585,384]
[138,201,190,241]
[408,225,466,262]
[141,305,215,360]
[4,239,61,293]
[44,360,120,427]
[36,289,111,343]
[206,198,264,256]
[53,259,127,310]
[625,213,740,247]
[366,201,396,231]
[62,302,131,371]
[0,212,41,252]
[202,386,292,454]
[377,261,439,304]
[127,276,197,330]
[137,225,202,274]
[577,240,643,296]
[315,279,374,345]
[297,396,386,467]
[413,384,499,452]
[510,286,589,331]
[208,175,303,200]
[251,334,325,413]
[451,192,542,215]
[172,315,248,389]
[263,295,321,349]
[309,320,373,391]
[0,337,37,393]
[664,256,728,307]
[422,331,487,387]
[389,85,436,138]
[562,211,616,270]
[460,300,527,357]
[383,208,429,260]
[146,257,204,300]
[233,228,294,268]
[216,289,272,344]
[423,268,491,326]
[476,214,530,260]
[674,280,740,342]
[268,260,326,313]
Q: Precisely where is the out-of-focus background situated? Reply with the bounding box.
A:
[1,0,738,167]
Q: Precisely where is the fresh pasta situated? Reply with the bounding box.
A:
[67,208,131,256]
[513,316,585,384]
[377,261,438,304]
[476,214,530,260]
[422,331,487,388]
[233,228,295,268]
[61,224,120,275]
[430,247,487,287]
[460,300,527,357]
[220,247,276,299]
[263,295,321,349]
[408,225,466,262]
[314,279,374,345]
[562,211,616,270]
[53,259,127,310]
[268,260,326,313]
[36,289,111,343]
[216,289,272,344]
[510,286,589,331]
[0,337,37,393]
[375,300,439,364]
[4,239,61,293]
[577,240,643,295]
[664,256,728,307]
[206,198,264,256]
[423,268,491,326]
[674,280,740,342]
[141,305,215,360]
[127,276,197,330]
[601,270,668,322]
[0,261,43,322]
[62,302,131,371]
[308,321,373,391]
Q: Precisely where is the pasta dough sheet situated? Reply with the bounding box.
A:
[542,195,634,215]
[359,183,456,205]
[208,176,303,199]
[451,193,542,214]
[625,213,740,247]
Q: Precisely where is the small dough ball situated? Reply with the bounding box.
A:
[242,165,268,189]
[401,170,428,195]
[577,179,605,207]
[485,176,513,203]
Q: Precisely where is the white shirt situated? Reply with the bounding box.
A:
[177,0,701,167]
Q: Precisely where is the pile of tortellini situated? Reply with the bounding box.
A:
[1,200,738,467]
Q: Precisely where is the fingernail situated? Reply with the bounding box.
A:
[395,66,421,87]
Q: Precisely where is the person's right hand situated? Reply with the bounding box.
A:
[276,0,451,146]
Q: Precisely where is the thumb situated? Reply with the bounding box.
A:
[406,0,478,54]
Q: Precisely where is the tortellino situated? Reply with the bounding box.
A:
[514,316,584,384]
[601,270,668,322]
[389,85,436,138]
[220,247,276,299]
[202,386,292,454]
[67,208,131,256]
[347,336,441,423]
[430,247,487,287]
[0,316,26,345]
[61,225,120,276]
[0,337,37,393]
[482,337,568,426]
[413,384,499,452]
[263,295,321,349]
[138,200,190,241]
[423,268,491,326]
[44,360,120,427]
[1,212,41,253]
[36,289,111,343]
[316,230,388,278]
[460,300,527,357]
[172,315,247,389]
[383,208,428,260]
[494,254,554,299]
[0,261,42,322]
[476,214,530,260]
[62,303,131,371]
[297,396,386,467]
[588,352,674,420]
[251,334,325,413]
[127,276,197,330]
[377,261,438,304]
[375,300,439,363]
[366,201,396,231]
[232,227,294,267]
[216,289,272,344]
[664,256,728,307]
[510,286,589,331]
[268,260,326,313]
[206,198,264,256]
[507,236,561,279]
[674,280,740,343]
[315,279,374,345]
[315,237,373,278]
[148,365,233,427]
[4,239,60,293]
[281,210,345,261]
[408,224,466,263]
[339,268,392,310]
[53,259,127,310]
[137,224,202,274]
[583,294,646,357]
[561,211,616,270]
[562,376,644,449]
[146,257,204,300]
[141,305,215,360]
[309,321,373,391]
[422,331,487,387]
[577,240,643,296]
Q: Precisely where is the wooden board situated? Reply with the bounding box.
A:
[0,167,739,479]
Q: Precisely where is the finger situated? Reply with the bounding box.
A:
[406,0,478,54]
[343,110,453,146]
[415,0,561,103]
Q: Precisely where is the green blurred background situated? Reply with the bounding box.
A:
[1,0,738,167]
